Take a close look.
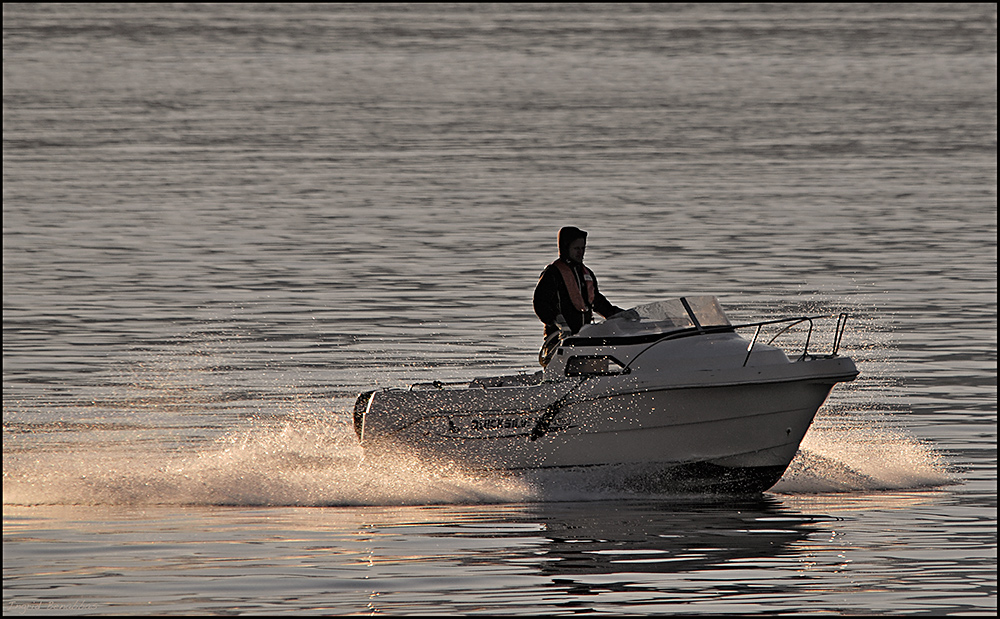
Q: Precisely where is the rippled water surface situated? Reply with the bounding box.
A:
[3,3,996,616]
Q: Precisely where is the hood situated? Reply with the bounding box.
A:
[558,226,588,260]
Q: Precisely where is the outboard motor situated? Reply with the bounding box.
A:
[353,391,374,441]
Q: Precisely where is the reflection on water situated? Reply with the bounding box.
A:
[6,492,991,615]
[509,497,819,578]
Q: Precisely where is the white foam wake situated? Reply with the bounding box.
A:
[772,419,955,494]
[4,411,955,507]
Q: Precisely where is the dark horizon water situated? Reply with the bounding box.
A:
[3,3,996,615]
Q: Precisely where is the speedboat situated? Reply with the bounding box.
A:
[353,296,858,494]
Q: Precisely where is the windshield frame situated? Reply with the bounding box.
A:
[571,296,732,342]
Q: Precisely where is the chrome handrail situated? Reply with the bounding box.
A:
[737,313,849,365]
[832,312,849,355]
[767,317,816,361]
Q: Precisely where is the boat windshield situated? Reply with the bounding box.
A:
[576,296,731,339]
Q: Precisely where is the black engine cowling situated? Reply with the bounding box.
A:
[352,391,374,440]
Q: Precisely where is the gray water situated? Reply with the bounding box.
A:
[3,3,996,615]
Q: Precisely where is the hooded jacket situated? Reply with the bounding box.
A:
[533,227,622,337]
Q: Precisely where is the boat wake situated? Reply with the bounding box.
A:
[2,416,535,507]
[772,420,955,494]
[3,410,954,507]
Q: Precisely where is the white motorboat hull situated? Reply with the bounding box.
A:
[354,298,859,493]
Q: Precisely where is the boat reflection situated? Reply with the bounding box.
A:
[474,496,830,579]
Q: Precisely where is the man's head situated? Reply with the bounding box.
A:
[558,226,587,263]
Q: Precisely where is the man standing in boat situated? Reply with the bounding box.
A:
[533,226,623,353]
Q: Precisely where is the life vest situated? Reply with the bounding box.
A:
[553,260,595,312]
